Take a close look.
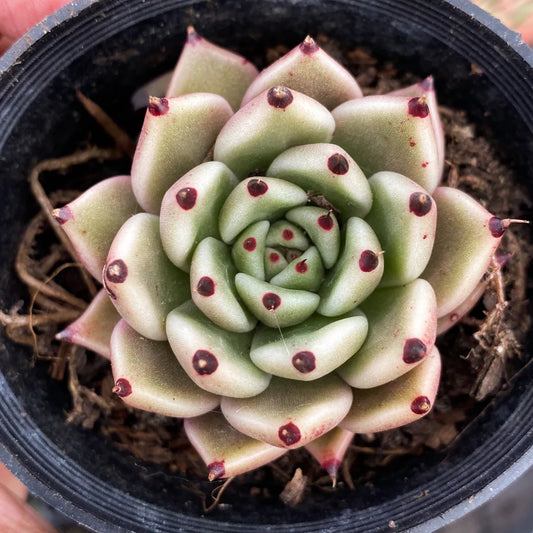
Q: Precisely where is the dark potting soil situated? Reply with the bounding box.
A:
[2,36,531,511]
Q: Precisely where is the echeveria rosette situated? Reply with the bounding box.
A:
[53,31,507,482]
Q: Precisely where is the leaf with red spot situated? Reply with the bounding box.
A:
[267,143,372,219]
[340,346,441,433]
[265,220,309,250]
[221,375,353,448]
[422,187,504,317]
[110,320,219,417]
[338,278,437,388]
[269,246,324,292]
[166,27,258,111]
[56,289,120,359]
[104,214,189,340]
[52,176,139,280]
[131,93,233,213]
[166,300,269,397]
[214,87,335,178]
[184,411,286,480]
[251,309,367,380]
[241,36,362,110]
[264,247,289,280]
[231,221,270,280]
[190,237,256,332]
[332,95,441,193]
[160,161,238,272]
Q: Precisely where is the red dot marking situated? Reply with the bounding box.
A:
[52,205,73,225]
[113,378,132,398]
[148,97,169,116]
[105,259,128,283]
[269,252,280,263]
[318,214,334,230]
[262,293,281,310]
[278,422,301,446]
[192,350,219,375]
[295,260,308,273]
[403,338,427,364]
[267,86,293,109]
[408,97,429,118]
[327,153,349,175]
[409,192,432,217]
[196,276,215,297]
[422,161,429,168]
[488,217,506,238]
[292,351,315,373]
[247,178,269,197]
[243,237,257,251]
[282,229,294,240]
[359,250,379,272]
[299,36,319,54]
[408,137,416,147]
[411,395,431,414]
[207,461,226,480]
[176,187,197,210]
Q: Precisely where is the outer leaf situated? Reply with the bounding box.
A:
[338,279,437,388]
[214,87,335,178]
[340,346,441,433]
[166,301,270,398]
[365,171,437,287]
[52,176,140,280]
[221,375,353,448]
[190,237,256,332]
[56,289,120,359]
[267,143,372,219]
[110,320,219,417]
[166,27,259,112]
[422,187,504,317]
[184,411,286,480]
[332,95,441,193]
[251,309,368,380]
[160,161,239,272]
[103,213,189,341]
[131,93,233,214]
[241,36,362,110]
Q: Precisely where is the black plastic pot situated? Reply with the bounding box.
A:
[0,1,532,531]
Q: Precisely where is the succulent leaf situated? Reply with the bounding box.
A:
[266,220,310,250]
[56,289,120,359]
[52,176,140,280]
[190,237,256,332]
[269,246,325,292]
[160,161,239,272]
[214,87,335,178]
[166,301,270,398]
[241,36,363,110]
[340,345,441,433]
[422,187,504,317]
[166,27,259,112]
[365,171,437,287]
[285,206,341,269]
[110,320,219,417]
[317,217,384,316]
[231,221,270,280]
[218,177,308,244]
[184,411,286,480]
[221,375,353,448]
[264,247,289,280]
[267,143,372,219]
[131,93,233,214]
[104,213,190,340]
[235,273,320,328]
[338,279,437,388]
[332,95,441,193]
[250,309,368,380]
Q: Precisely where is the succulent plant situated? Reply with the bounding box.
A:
[53,30,509,482]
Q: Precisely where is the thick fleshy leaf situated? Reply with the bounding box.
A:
[56,289,120,359]
[318,217,384,316]
[388,76,445,175]
[241,36,362,110]
[251,309,368,380]
[269,246,325,292]
[422,187,504,317]
[235,273,320,328]
[231,221,270,280]
[190,237,256,332]
[266,220,309,250]
[332,95,441,193]
[267,143,372,219]
[52,176,140,280]
[166,27,258,111]
[166,301,269,398]
[340,345,441,433]
[131,71,172,109]
[221,375,353,448]
[305,427,354,482]
[264,247,289,280]
[214,87,335,178]
[110,320,219,417]
[103,213,189,340]
[184,411,286,480]
[218,177,307,243]
[365,171,437,287]
[160,161,239,272]
[338,279,437,388]
[131,93,233,214]
[285,206,340,269]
